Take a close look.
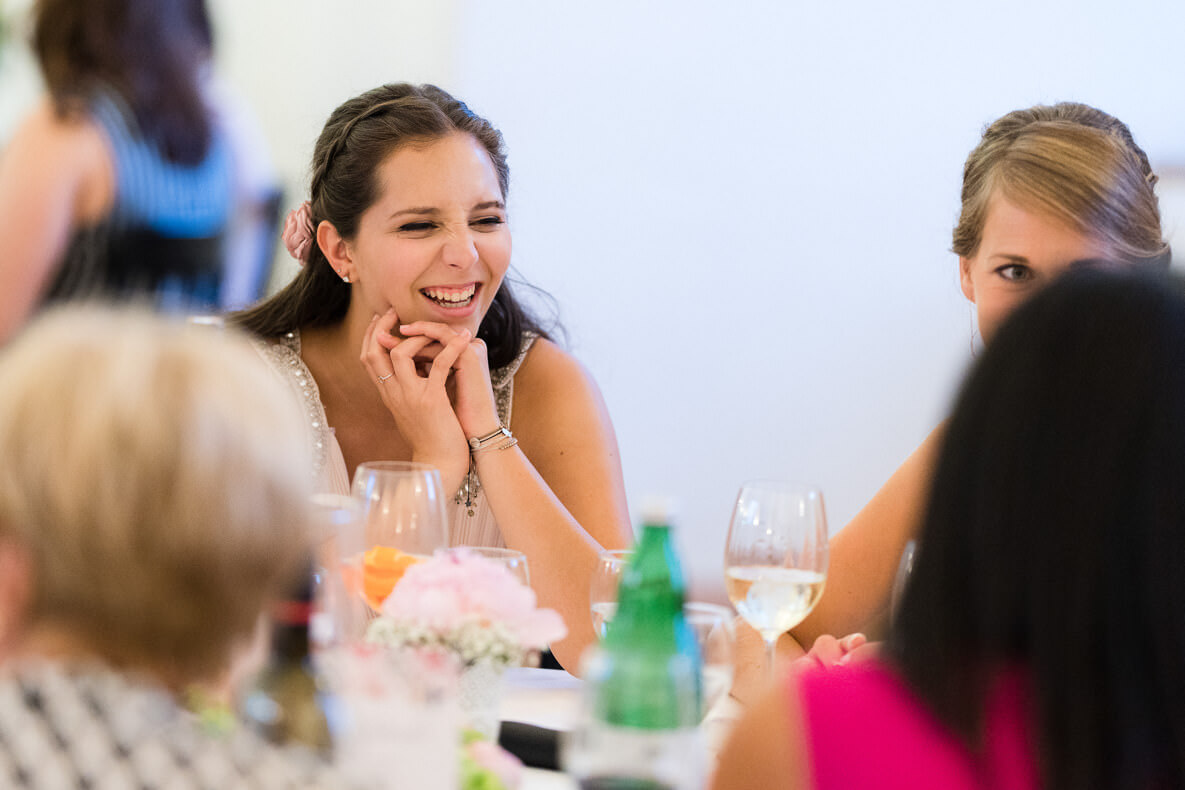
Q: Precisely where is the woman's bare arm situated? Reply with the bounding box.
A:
[792,424,944,646]
[729,425,943,705]
[0,101,111,344]
[712,671,808,790]
[476,338,634,671]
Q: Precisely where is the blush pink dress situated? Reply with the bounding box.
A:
[795,661,1038,790]
[255,329,537,548]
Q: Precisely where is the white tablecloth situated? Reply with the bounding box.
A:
[500,667,581,789]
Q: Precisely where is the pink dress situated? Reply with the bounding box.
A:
[795,661,1038,790]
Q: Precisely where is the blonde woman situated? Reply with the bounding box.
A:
[733,102,1171,700]
[717,269,1185,790]
[0,307,347,787]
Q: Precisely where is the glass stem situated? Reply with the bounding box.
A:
[764,634,778,683]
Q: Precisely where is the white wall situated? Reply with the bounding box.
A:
[4,0,1184,603]
[447,0,1185,600]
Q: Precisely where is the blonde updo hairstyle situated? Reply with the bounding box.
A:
[0,307,313,684]
[953,103,1170,267]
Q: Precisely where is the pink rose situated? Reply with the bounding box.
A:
[381,548,568,648]
[281,201,314,264]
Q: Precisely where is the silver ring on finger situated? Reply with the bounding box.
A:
[378,372,394,383]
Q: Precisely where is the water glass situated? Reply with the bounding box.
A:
[317,645,458,790]
[890,539,917,622]
[683,602,736,717]
[589,548,633,638]
[308,494,367,648]
[456,546,530,586]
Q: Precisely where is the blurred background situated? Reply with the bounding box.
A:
[3,0,1183,601]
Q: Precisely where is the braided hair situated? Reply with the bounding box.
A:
[233,83,548,368]
[952,102,1169,268]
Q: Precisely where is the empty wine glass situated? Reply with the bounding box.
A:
[683,601,736,718]
[351,461,449,611]
[456,546,530,586]
[890,539,917,623]
[724,481,828,681]
[308,493,367,648]
[589,548,633,638]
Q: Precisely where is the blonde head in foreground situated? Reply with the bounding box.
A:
[0,307,313,687]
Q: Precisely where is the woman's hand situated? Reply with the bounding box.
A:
[729,626,879,707]
[360,309,471,488]
[729,619,807,707]
[392,320,501,438]
[791,632,879,673]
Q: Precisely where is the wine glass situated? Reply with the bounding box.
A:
[890,539,917,623]
[589,548,633,638]
[724,480,828,680]
[456,546,530,586]
[351,461,449,611]
[308,493,367,648]
[683,602,736,717]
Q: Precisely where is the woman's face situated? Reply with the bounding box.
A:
[960,192,1114,342]
[346,132,510,335]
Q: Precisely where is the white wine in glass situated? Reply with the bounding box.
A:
[724,481,828,679]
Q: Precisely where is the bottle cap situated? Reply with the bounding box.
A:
[639,495,679,526]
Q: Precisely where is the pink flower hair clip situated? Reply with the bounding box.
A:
[281,201,314,265]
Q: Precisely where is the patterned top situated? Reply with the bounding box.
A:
[0,661,352,789]
[45,86,234,312]
[254,330,539,548]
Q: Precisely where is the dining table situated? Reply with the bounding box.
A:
[500,667,580,789]
[499,666,740,789]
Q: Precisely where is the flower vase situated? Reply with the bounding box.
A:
[457,660,506,741]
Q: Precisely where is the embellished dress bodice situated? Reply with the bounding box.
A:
[255,330,537,548]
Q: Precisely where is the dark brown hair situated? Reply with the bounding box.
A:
[952,103,1170,268]
[32,0,215,165]
[233,83,549,369]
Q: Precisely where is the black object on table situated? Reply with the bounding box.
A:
[498,720,560,770]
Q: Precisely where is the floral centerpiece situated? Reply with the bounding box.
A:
[365,547,567,748]
[366,547,567,667]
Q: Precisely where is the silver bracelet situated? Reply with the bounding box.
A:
[458,426,517,517]
[468,425,518,454]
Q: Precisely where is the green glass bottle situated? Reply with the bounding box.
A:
[567,498,705,790]
[241,570,334,757]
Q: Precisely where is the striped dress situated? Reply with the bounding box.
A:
[46,86,234,313]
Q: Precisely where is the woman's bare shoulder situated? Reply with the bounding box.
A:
[3,98,112,222]
[10,98,104,152]
[512,338,602,409]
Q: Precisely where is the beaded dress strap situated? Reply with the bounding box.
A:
[258,330,538,493]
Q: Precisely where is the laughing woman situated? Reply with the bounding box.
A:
[233,83,632,671]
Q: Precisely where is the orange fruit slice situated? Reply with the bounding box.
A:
[362,546,422,609]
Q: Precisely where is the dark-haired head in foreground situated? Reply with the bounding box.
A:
[893,267,1185,790]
